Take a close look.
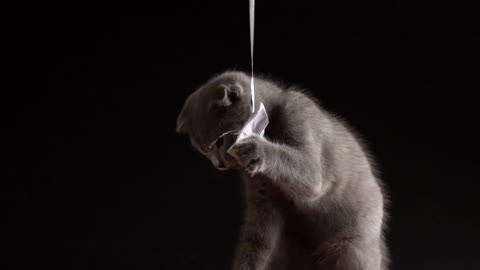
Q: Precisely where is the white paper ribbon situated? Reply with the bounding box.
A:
[232,0,269,145]
[249,0,255,114]
[234,102,269,144]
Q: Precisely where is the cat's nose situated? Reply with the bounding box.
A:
[218,160,226,168]
[210,155,228,171]
[215,161,229,171]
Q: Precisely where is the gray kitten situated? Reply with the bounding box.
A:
[176,71,389,270]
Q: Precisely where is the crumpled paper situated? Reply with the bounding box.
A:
[233,102,269,145]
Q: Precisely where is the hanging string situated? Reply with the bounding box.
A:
[249,0,255,113]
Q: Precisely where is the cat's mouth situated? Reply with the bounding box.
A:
[209,153,238,171]
[213,154,240,171]
[215,164,229,171]
[207,130,241,171]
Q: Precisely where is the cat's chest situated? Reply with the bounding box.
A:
[245,176,330,248]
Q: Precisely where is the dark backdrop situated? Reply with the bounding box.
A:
[4,1,479,269]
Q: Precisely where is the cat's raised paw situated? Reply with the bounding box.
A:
[227,136,265,176]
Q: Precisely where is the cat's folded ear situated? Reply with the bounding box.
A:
[214,84,244,107]
[176,99,190,134]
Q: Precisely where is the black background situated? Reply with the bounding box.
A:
[3,1,479,269]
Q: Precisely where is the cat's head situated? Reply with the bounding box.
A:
[176,71,252,170]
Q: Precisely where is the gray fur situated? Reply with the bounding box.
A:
[176,71,389,270]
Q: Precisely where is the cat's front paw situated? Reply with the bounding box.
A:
[227,136,265,177]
